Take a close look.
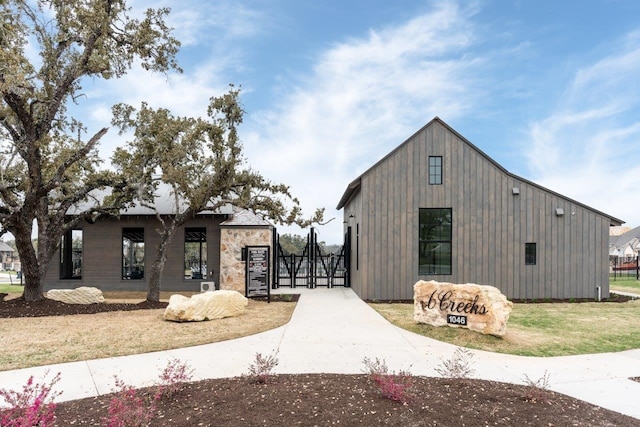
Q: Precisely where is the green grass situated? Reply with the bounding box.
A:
[0,283,23,294]
[370,300,640,357]
[610,276,640,294]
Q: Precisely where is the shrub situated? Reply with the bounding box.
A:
[522,371,552,403]
[155,358,194,398]
[435,347,476,379]
[247,351,279,384]
[0,371,61,427]
[103,376,157,427]
[362,357,413,404]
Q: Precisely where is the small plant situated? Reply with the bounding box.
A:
[0,371,61,427]
[103,376,158,427]
[155,358,194,398]
[362,357,413,404]
[435,347,476,379]
[522,371,552,403]
[247,351,279,384]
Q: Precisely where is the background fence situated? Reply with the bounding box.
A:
[610,256,639,280]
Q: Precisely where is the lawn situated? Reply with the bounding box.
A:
[0,283,23,294]
[0,293,296,371]
[610,275,640,294]
[370,299,640,357]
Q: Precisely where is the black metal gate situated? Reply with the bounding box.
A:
[273,227,350,289]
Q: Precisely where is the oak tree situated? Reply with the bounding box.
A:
[112,87,323,302]
[0,0,180,301]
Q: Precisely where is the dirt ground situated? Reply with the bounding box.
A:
[2,297,639,426]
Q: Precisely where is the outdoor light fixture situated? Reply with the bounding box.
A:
[555,208,565,217]
[512,187,520,195]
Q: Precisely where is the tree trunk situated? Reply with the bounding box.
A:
[13,225,44,301]
[147,228,174,302]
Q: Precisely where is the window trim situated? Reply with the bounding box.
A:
[418,208,452,275]
[122,227,145,280]
[428,156,443,185]
[60,229,83,279]
[184,227,207,280]
[525,242,537,265]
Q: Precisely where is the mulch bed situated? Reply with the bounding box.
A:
[2,296,639,426]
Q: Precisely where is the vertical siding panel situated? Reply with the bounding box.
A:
[482,158,491,285]
[455,136,464,279]
[512,182,521,299]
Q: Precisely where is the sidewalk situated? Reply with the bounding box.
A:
[1,287,639,419]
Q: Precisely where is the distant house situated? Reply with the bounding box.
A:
[337,117,623,301]
[610,225,640,263]
[45,199,274,294]
[0,241,17,271]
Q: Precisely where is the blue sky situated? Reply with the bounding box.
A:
[74,0,640,243]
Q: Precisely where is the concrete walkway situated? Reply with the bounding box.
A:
[1,287,639,419]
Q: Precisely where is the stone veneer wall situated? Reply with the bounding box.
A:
[219,227,272,294]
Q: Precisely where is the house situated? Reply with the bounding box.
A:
[0,241,18,271]
[45,201,274,294]
[337,117,623,301]
[610,225,640,264]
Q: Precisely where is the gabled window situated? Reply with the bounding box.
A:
[429,156,443,185]
[123,228,145,280]
[419,208,452,275]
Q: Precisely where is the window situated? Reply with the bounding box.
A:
[60,229,82,279]
[429,156,442,185]
[419,208,452,275]
[185,227,207,279]
[525,243,537,265]
[122,228,145,279]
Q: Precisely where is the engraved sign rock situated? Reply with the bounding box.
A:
[413,280,513,337]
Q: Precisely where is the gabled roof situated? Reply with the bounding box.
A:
[220,206,273,227]
[610,225,640,249]
[0,241,14,253]
[336,117,624,226]
[68,183,234,216]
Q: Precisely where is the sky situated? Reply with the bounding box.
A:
[70,0,640,244]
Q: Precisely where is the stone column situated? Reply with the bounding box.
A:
[219,227,272,294]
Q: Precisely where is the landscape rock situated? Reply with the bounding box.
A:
[46,286,105,305]
[414,280,513,336]
[164,290,248,322]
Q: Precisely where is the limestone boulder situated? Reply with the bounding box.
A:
[164,290,248,322]
[413,280,513,337]
[46,286,105,304]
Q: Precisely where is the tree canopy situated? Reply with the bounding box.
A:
[111,87,324,301]
[0,0,180,300]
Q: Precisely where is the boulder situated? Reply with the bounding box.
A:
[46,286,105,305]
[164,290,248,322]
[413,280,513,337]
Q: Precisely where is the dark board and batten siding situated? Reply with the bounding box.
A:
[45,216,224,292]
[341,118,620,301]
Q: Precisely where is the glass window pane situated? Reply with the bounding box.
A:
[60,229,82,279]
[525,243,537,265]
[419,208,452,275]
[419,242,452,275]
[429,156,442,185]
[123,228,144,279]
[185,228,207,279]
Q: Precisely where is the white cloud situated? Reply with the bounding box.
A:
[241,2,485,241]
[525,31,640,225]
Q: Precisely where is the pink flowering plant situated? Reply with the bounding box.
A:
[362,357,413,404]
[0,371,62,427]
